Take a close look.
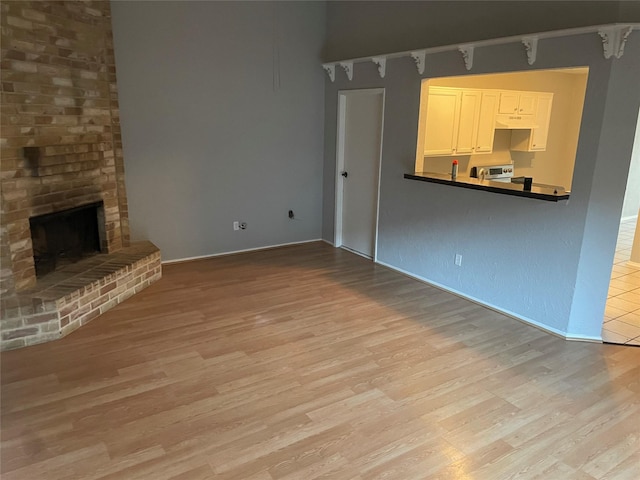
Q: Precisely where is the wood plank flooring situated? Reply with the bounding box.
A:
[1,242,639,479]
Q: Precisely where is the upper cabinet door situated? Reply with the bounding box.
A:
[498,92,519,114]
[424,87,461,156]
[456,90,481,154]
[518,93,537,115]
[530,93,553,151]
[499,91,536,115]
[476,91,498,153]
[510,92,554,152]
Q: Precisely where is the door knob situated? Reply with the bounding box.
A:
[341,171,348,178]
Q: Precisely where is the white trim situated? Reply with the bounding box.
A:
[321,238,335,247]
[598,25,634,59]
[371,57,386,78]
[373,90,385,263]
[334,93,346,248]
[410,50,426,74]
[620,214,638,222]
[375,259,603,343]
[322,63,335,82]
[522,36,538,65]
[334,88,385,263]
[458,44,474,70]
[340,245,372,260]
[565,333,605,343]
[161,239,322,265]
[339,61,354,81]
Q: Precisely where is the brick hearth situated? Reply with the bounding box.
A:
[1,242,161,350]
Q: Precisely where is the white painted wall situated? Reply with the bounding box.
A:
[111,1,325,261]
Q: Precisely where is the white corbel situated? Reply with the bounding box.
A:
[339,61,354,81]
[458,44,474,71]
[371,56,386,78]
[522,36,538,65]
[410,50,426,75]
[598,25,633,59]
[322,63,335,82]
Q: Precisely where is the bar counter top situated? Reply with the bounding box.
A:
[404,172,570,202]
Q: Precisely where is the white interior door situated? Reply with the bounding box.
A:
[335,89,384,259]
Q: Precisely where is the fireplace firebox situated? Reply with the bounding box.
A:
[29,202,105,278]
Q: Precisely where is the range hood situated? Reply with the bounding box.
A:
[495,114,539,129]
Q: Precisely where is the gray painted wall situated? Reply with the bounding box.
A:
[111,1,325,261]
[322,8,640,339]
[325,1,639,61]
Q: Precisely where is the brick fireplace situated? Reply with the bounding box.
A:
[1,1,161,350]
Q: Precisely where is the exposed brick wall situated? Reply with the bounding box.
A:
[0,0,129,292]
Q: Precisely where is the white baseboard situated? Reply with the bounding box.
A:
[620,214,638,223]
[374,259,602,343]
[340,245,372,260]
[162,239,323,265]
[321,238,335,247]
[564,333,603,343]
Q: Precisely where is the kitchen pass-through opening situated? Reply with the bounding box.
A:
[414,67,589,193]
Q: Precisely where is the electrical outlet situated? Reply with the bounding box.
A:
[455,254,463,266]
[233,221,239,231]
[239,222,247,230]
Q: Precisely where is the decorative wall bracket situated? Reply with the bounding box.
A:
[522,36,538,65]
[410,50,426,74]
[598,25,633,59]
[458,45,475,70]
[371,57,387,78]
[322,63,335,82]
[321,24,639,81]
[339,61,354,81]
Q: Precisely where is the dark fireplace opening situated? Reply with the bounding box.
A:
[29,201,105,278]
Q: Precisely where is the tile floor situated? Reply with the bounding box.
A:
[602,216,640,345]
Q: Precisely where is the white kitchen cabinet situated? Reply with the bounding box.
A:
[499,91,537,115]
[475,91,499,153]
[423,87,552,157]
[530,93,553,149]
[455,90,481,154]
[423,87,461,156]
[424,87,496,157]
[498,92,519,114]
[510,92,554,152]
[518,93,537,115]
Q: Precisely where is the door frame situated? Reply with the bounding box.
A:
[334,88,385,261]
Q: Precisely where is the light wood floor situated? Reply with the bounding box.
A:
[1,242,639,479]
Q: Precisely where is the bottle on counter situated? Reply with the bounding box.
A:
[451,159,458,180]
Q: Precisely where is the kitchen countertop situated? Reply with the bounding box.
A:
[404,172,570,202]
